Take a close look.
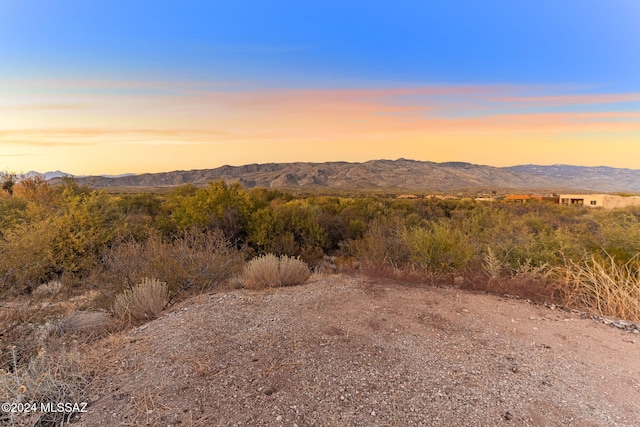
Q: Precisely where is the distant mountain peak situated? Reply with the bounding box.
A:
[22,170,71,180]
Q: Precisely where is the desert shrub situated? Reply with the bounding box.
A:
[350,216,410,270]
[0,346,91,426]
[113,193,164,240]
[339,197,388,223]
[58,311,112,334]
[247,201,327,263]
[482,247,503,280]
[114,278,169,321]
[0,188,124,294]
[248,187,291,209]
[402,222,474,274]
[50,189,120,276]
[590,208,640,263]
[240,254,311,289]
[31,280,63,298]
[512,258,552,282]
[473,253,559,303]
[0,218,58,293]
[460,204,585,273]
[554,253,640,322]
[0,195,28,231]
[116,192,163,217]
[101,228,243,294]
[461,206,523,252]
[169,181,252,240]
[315,212,349,251]
[13,176,57,207]
[240,254,280,289]
[277,254,313,286]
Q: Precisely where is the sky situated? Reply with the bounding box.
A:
[1,0,640,175]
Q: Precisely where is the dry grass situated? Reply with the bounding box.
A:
[240,254,311,289]
[31,280,63,298]
[59,311,112,334]
[277,254,313,287]
[114,278,169,322]
[0,345,92,426]
[482,247,503,281]
[555,254,640,322]
[240,254,280,289]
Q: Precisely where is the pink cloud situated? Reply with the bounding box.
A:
[500,93,640,106]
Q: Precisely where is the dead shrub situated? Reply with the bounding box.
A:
[468,274,560,303]
[31,280,63,298]
[240,254,279,289]
[278,254,313,287]
[240,254,311,289]
[114,278,168,321]
[554,254,640,322]
[351,216,410,271]
[0,345,91,426]
[360,263,433,285]
[100,228,243,295]
[59,311,112,334]
[482,247,503,281]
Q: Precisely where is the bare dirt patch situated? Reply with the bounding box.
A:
[78,275,640,426]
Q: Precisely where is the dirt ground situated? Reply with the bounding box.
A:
[77,274,640,426]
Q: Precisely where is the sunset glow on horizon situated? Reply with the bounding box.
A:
[1,1,639,175]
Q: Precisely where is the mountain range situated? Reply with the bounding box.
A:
[39,159,640,193]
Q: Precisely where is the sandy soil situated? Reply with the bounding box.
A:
[77,274,640,426]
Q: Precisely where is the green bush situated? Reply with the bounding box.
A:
[591,208,640,263]
[0,218,57,292]
[247,201,327,263]
[169,181,252,240]
[403,222,474,274]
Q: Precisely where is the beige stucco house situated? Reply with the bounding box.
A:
[559,194,640,209]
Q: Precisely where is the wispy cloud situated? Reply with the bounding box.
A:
[2,79,639,172]
[0,127,244,146]
[500,93,640,106]
[4,84,640,147]
[3,103,92,111]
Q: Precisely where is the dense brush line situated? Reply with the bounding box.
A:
[0,177,638,320]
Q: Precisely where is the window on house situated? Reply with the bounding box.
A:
[590,200,597,205]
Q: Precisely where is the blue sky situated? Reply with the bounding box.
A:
[2,0,638,86]
[1,1,639,173]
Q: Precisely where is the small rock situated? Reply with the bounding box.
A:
[276,415,282,421]
[371,410,376,416]
[504,411,513,420]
